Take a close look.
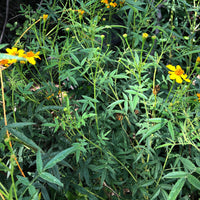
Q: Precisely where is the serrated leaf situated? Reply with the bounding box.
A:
[130,95,139,112]
[0,44,8,50]
[44,146,78,170]
[6,122,35,128]
[139,122,167,143]
[168,178,185,200]
[17,176,30,186]
[148,118,168,123]
[151,188,160,200]
[70,53,80,65]
[112,74,129,79]
[108,100,124,110]
[180,157,196,171]
[9,129,42,151]
[187,174,200,190]
[36,151,43,173]
[168,121,175,140]
[163,171,188,179]
[40,172,63,187]
[0,53,26,60]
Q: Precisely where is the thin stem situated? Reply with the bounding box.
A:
[0,68,26,178]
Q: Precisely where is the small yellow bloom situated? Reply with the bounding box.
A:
[78,9,85,15]
[196,93,200,102]
[110,2,117,7]
[25,51,41,65]
[196,57,200,64]
[0,59,10,67]
[142,33,148,39]
[166,64,190,84]
[101,0,108,4]
[46,93,54,100]
[43,14,48,21]
[123,33,127,38]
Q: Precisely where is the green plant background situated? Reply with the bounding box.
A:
[0,0,200,199]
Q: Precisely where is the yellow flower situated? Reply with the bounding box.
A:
[142,33,148,39]
[78,9,85,15]
[110,2,117,7]
[25,51,41,65]
[196,57,200,64]
[6,47,25,64]
[43,14,48,21]
[101,0,108,4]
[0,59,10,67]
[166,64,190,84]
[197,93,200,102]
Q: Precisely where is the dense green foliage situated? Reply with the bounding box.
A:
[0,0,200,199]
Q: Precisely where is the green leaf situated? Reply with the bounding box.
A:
[6,122,35,128]
[168,121,175,140]
[9,129,42,151]
[70,53,80,65]
[0,44,8,50]
[17,176,30,186]
[180,157,196,171]
[163,171,188,179]
[44,146,78,170]
[130,95,139,112]
[0,53,26,60]
[151,188,160,200]
[187,174,200,190]
[139,122,167,143]
[108,100,124,110]
[168,178,185,200]
[148,118,168,123]
[40,172,63,187]
[36,151,43,173]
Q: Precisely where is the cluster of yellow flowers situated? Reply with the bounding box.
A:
[0,47,40,68]
[101,0,117,8]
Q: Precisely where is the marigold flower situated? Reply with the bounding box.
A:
[166,64,190,84]
[43,14,48,21]
[78,9,85,15]
[6,47,25,64]
[0,59,10,67]
[142,33,148,39]
[197,93,200,102]
[25,51,41,65]
[110,2,117,7]
[101,0,108,4]
[196,57,200,64]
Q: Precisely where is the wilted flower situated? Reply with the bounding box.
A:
[166,64,190,84]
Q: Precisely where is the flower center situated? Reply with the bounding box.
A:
[175,69,184,76]
[27,51,35,57]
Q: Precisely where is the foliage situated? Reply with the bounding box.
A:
[0,0,200,199]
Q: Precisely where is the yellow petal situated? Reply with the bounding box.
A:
[169,73,177,79]
[181,74,190,82]
[176,65,182,70]
[166,65,176,71]
[176,76,183,83]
